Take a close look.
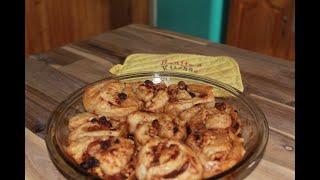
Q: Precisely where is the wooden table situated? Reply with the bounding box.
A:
[25,24,295,180]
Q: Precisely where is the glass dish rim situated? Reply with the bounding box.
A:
[45,71,269,180]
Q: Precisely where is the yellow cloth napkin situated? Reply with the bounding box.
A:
[109,53,244,94]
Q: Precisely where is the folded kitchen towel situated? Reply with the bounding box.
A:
[109,53,244,94]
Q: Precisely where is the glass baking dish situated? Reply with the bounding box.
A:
[45,72,269,180]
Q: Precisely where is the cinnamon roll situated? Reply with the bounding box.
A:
[136,138,203,180]
[186,129,245,178]
[131,81,155,103]
[69,136,135,179]
[127,111,158,133]
[68,116,126,144]
[131,81,169,113]
[179,103,215,125]
[215,102,242,135]
[67,112,100,131]
[186,107,232,131]
[144,82,169,113]
[83,80,143,118]
[165,81,215,116]
[128,111,187,146]
[67,136,99,164]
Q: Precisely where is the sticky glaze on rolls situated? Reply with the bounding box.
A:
[66,79,246,180]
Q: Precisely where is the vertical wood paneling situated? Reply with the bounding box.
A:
[110,0,131,29]
[131,0,149,24]
[288,32,295,61]
[25,0,51,54]
[226,0,295,61]
[25,0,31,53]
[25,0,148,55]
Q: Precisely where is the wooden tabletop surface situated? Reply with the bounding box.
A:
[25,24,295,180]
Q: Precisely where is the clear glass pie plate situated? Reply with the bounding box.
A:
[45,72,269,180]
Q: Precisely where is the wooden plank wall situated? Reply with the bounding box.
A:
[25,0,149,55]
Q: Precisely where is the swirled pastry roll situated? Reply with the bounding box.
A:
[127,111,187,146]
[130,81,155,103]
[67,136,101,164]
[144,82,169,113]
[181,106,232,131]
[69,136,135,179]
[179,103,212,122]
[67,113,127,131]
[215,102,242,135]
[136,138,203,180]
[186,129,245,178]
[165,81,215,116]
[131,81,169,113]
[68,116,126,144]
[67,112,100,131]
[127,111,158,133]
[83,80,143,118]
[180,102,242,137]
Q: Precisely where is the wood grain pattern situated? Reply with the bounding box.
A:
[25,0,149,55]
[25,57,86,102]
[246,159,294,180]
[25,0,111,55]
[25,0,51,54]
[69,40,125,64]
[25,128,66,180]
[109,0,131,28]
[109,0,149,29]
[57,59,114,83]
[61,46,115,68]
[288,31,295,61]
[264,130,294,170]
[250,94,295,138]
[25,85,58,138]
[131,0,149,24]
[25,24,295,180]
[227,0,295,61]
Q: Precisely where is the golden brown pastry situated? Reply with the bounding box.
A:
[83,80,143,118]
[68,116,126,144]
[136,138,203,180]
[144,82,169,113]
[67,136,100,164]
[127,111,158,133]
[215,102,242,135]
[131,81,169,113]
[183,106,232,131]
[66,79,246,179]
[165,81,215,116]
[67,112,100,131]
[130,81,155,103]
[68,136,135,179]
[179,103,215,124]
[127,111,186,146]
[186,129,245,178]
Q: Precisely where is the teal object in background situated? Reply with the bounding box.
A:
[157,0,229,43]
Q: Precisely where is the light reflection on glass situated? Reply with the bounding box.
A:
[153,77,161,84]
